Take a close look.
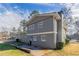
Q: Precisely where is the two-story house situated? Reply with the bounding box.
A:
[18,11,66,49]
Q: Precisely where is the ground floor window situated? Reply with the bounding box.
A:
[41,35,46,42]
[33,36,37,41]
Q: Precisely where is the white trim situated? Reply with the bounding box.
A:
[27,31,57,35]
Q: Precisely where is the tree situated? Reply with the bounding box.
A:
[1,27,9,38]
[60,4,74,35]
[12,27,16,33]
[10,27,17,37]
[20,19,27,34]
[17,27,22,34]
[75,20,79,32]
[29,10,39,18]
[30,10,39,16]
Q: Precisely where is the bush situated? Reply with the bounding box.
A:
[65,39,69,44]
[16,39,20,42]
[56,42,64,50]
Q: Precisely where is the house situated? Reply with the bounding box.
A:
[18,11,66,49]
[0,32,10,41]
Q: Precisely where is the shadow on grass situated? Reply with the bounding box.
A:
[0,43,17,51]
[6,41,63,50]
[0,40,64,51]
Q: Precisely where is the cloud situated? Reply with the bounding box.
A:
[38,3,59,6]
[0,4,30,32]
[0,11,23,31]
[13,6,18,9]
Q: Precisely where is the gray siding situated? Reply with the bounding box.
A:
[30,34,56,49]
[26,16,58,49]
[18,13,65,49]
[38,17,54,33]
[27,17,54,34]
[16,34,30,44]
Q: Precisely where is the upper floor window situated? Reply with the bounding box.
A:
[38,21,43,28]
[41,35,46,42]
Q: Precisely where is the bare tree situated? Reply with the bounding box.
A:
[17,27,22,34]
[0,27,9,40]
[60,4,75,35]
[20,19,27,34]
[12,27,16,33]
[10,27,17,37]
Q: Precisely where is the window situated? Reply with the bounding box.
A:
[41,35,46,42]
[33,36,37,41]
[38,21,43,28]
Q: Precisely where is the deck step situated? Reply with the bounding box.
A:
[8,42,49,56]
[10,44,31,53]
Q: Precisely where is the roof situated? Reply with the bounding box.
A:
[26,12,62,26]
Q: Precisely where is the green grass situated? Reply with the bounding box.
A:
[0,43,31,56]
[1,42,79,56]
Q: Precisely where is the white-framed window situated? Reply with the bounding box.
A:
[41,35,46,42]
[33,36,37,41]
[38,21,43,28]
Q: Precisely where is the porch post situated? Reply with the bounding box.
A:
[52,18,57,48]
[57,13,64,43]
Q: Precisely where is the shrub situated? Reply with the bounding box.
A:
[65,39,69,44]
[56,42,64,50]
[16,39,20,42]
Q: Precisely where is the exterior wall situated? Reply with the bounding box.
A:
[16,34,30,44]
[26,16,57,49]
[27,16,54,34]
[31,34,56,49]
[38,17,54,32]
[17,13,65,49]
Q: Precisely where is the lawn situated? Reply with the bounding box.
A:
[0,43,31,56]
[44,43,79,56]
[0,42,79,56]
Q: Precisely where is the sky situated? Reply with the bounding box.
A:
[0,3,64,32]
[0,3,79,35]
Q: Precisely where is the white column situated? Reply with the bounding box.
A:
[53,19,57,48]
[57,14,64,43]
